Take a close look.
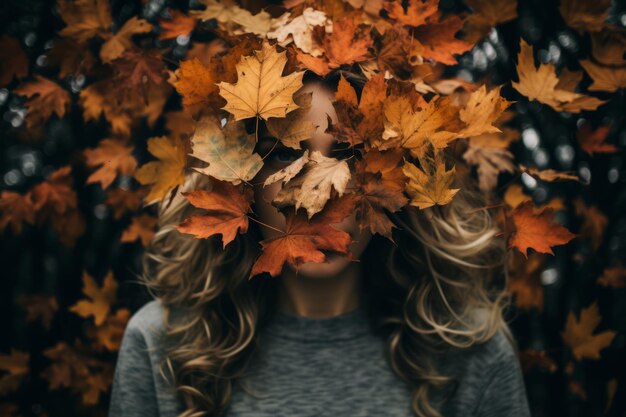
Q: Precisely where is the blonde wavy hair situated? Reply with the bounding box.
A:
[140,73,515,417]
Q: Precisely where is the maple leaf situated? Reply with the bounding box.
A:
[111,49,166,105]
[518,350,558,374]
[120,213,157,247]
[192,0,276,36]
[13,74,71,129]
[87,308,130,351]
[190,116,264,184]
[172,57,220,108]
[383,0,439,27]
[596,266,626,289]
[463,0,518,43]
[463,145,515,191]
[134,136,187,204]
[512,39,605,113]
[100,16,153,63]
[561,301,616,360]
[380,93,458,158]
[158,9,197,40]
[402,149,460,209]
[0,35,29,87]
[265,91,317,149]
[0,349,29,396]
[508,201,578,257]
[507,251,547,311]
[413,15,474,65]
[84,139,137,190]
[217,40,305,121]
[559,0,611,32]
[579,59,626,93]
[576,122,617,156]
[57,0,113,44]
[177,180,253,248]
[16,294,59,330]
[265,150,352,219]
[573,197,607,251]
[458,85,511,138]
[69,271,118,326]
[104,188,144,219]
[0,191,36,234]
[249,194,355,278]
[319,17,374,68]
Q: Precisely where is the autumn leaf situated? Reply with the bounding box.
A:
[13,74,71,129]
[507,251,547,311]
[576,122,617,156]
[596,266,626,288]
[267,7,328,56]
[579,59,626,93]
[104,188,144,219]
[69,271,118,326]
[190,116,264,184]
[134,135,187,204]
[217,40,305,121]
[402,149,460,209]
[0,35,29,87]
[512,39,605,113]
[380,93,458,158]
[84,139,137,190]
[87,308,131,351]
[265,150,352,219]
[177,180,253,248]
[265,91,317,149]
[573,197,608,251]
[518,349,558,374]
[519,164,583,183]
[100,16,153,63]
[171,57,220,108]
[0,191,36,234]
[561,301,616,360]
[559,0,611,32]
[16,294,59,330]
[0,349,29,395]
[158,9,197,40]
[463,0,518,43]
[318,17,374,68]
[508,201,578,257]
[120,213,157,247]
[458,85,511,138]
[413,15,474,65]
[57,0,113,44]
[249,194,355,278]
[383,0,439,28]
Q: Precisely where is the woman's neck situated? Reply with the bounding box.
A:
[276,261,363,319]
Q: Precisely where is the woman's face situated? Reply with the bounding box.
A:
[252,80,372,278]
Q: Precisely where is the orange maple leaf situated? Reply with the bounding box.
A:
[0,191,36,234]
[158,9,197,40]
[84,139,137,190]
[250,194,356,278]
[508,201,577,257]
[383,0,440,28]
[13,74,71,129]
[576,122,617,156]
[177,180,254,248]
[414,15,474,65]
[120,213,157,247]
[561,301,616,360]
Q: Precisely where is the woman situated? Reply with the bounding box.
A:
[109,70,532,417]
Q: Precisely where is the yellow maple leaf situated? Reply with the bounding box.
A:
[84,139,137,190]
[134,135,187,204]
[459,85,511,138]
[217,40,305,121]
[69,271,118,326]
[561,301,616,360]
[381,94,458,158]
[402,150,460,209]
[512,39,605,113]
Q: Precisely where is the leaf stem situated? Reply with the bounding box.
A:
[247,215,286,235]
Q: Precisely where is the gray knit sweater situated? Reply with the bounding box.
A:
[108,300,532,417]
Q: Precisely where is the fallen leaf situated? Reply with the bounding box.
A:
[0,191,36,234]
[402,149,460,209]
[596,266,626,288]
[157,9,197,40]
[84,139,137,190]
[576,122,617,156]
[16,294,59,330]
[120,213,157,247]
[559,0,611,32]
[13,75,71,129]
